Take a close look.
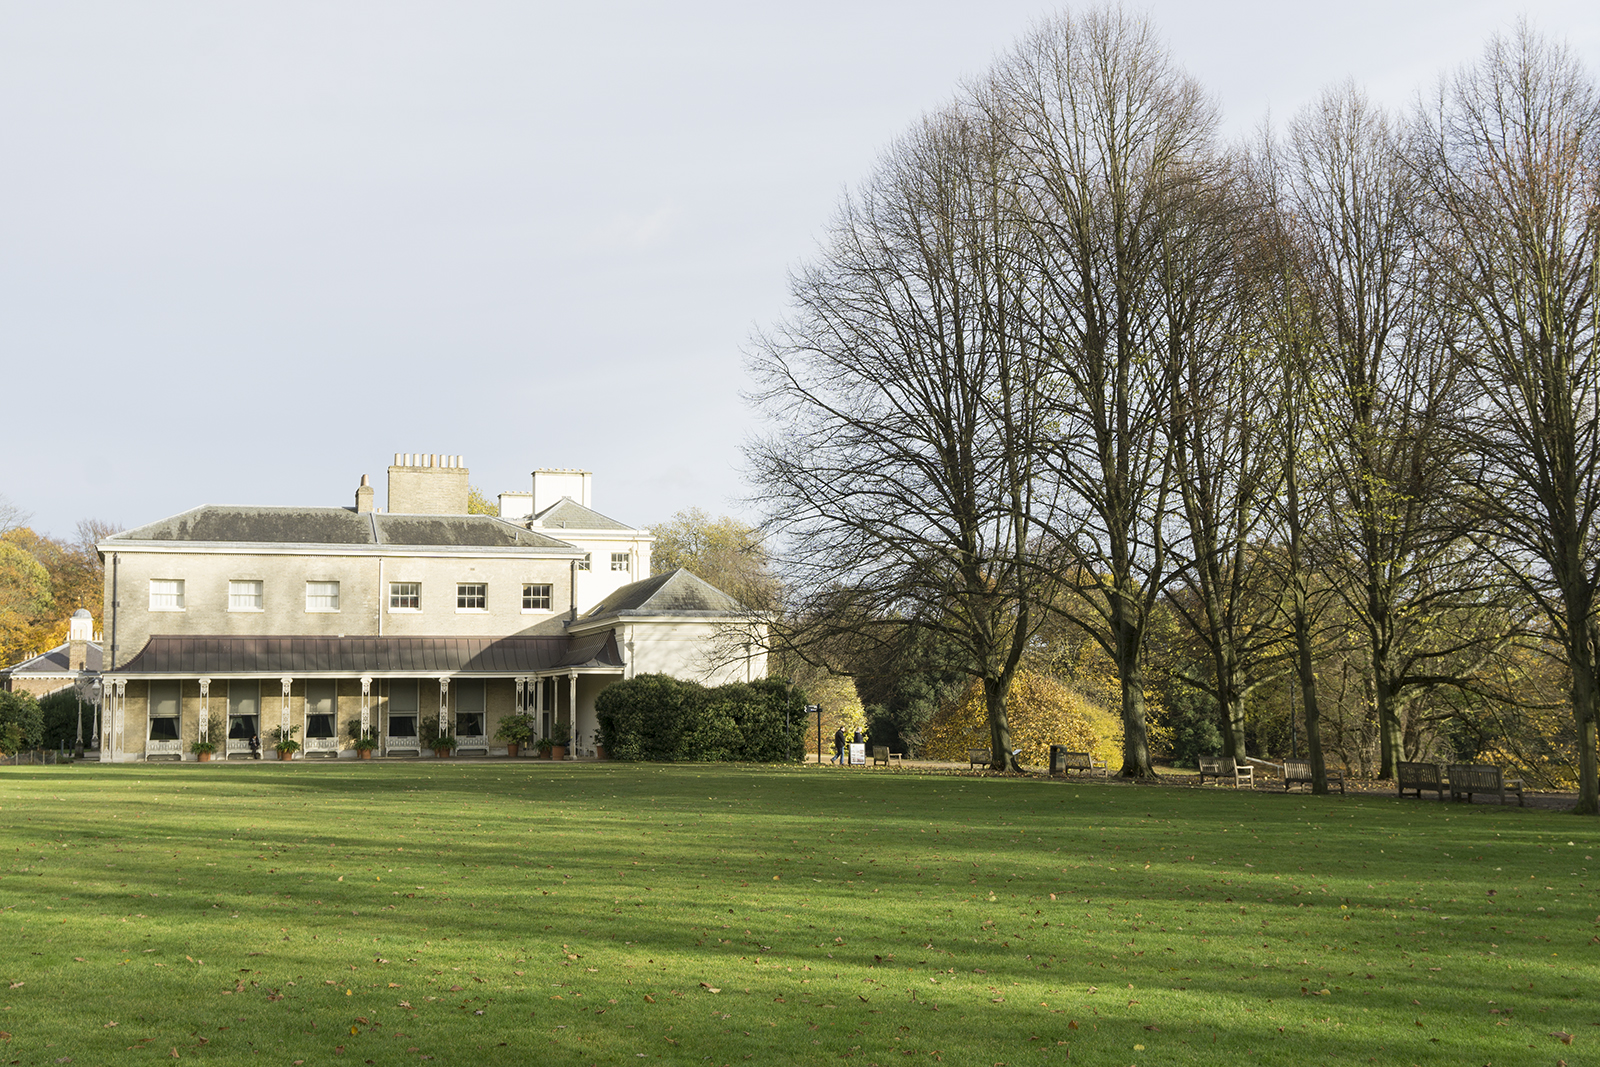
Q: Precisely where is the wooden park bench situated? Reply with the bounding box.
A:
[1198,756,1253,787]
[1282,759,1345,794]
[1050,747,1108,777]
[872,745,902,768]
[1397,761,1447,800]
[969,747,992,770]
[1447,763,1525,806]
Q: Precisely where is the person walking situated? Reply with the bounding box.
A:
[830,726,846,765]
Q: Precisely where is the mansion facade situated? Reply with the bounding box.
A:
[93,456,761,761]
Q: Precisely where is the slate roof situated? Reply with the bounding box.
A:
[1,641,103,676]
[105,506,574,550]
[530,497,636,532]
[112,633,624,676]
[581,568,746,620]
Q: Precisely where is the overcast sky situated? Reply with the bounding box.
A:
[3,1,1596,539]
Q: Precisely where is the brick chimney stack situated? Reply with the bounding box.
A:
[355,473,375,514]
[387,454,469,515]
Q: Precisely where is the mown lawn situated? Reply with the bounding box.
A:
[0,761,1595,1066]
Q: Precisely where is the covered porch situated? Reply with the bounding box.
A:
[98,633,624,762]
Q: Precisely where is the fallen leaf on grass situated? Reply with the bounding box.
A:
[1552,1032,1574,1045]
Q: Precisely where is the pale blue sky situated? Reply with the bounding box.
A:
[2,1,1595,538]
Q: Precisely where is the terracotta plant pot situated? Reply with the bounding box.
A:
[358,749,374,760]
[197,751,212,762]
[434,747,452,759]
[505,742,519,758]
[595,744,608,761]
[550,745,567,761]
[277,750,292,761]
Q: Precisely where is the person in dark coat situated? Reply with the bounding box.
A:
[830,726,846,765]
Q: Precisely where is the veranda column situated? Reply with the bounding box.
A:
[567,671,578,745]
[112,679,126,761]
[439,677,450,739]
[280,677,293,747]
[360,676,372,738]
[198,678,211,749]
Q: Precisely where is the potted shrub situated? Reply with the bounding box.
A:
[421,721,457,759]
[494,714,533,757]
[190,738,217,762]
[348,721,378,759]
[270,724,302,761]
[535,736,554,759]
[548,721,570,761]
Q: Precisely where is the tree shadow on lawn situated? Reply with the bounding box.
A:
[6,765,1592,1064]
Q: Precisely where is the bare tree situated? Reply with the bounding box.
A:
[1246,134,1346,791]
[1281,84,1510,779]
[0,496,29,535]
[987,7,1225,777]
[1417,24,1600,813]
[746,104,1056,771]
[1163,167,1288,761]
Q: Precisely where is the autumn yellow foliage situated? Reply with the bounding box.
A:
[922,670,1121,767]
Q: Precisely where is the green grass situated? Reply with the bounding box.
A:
[0,763,1595,1066]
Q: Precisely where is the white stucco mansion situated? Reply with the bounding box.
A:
[93,455,762,761]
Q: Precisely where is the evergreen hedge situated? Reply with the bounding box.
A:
[595,674,806,762]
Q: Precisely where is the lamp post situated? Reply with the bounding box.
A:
[72,669,99,758]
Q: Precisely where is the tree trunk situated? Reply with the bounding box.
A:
[1567,610,1599,814]
[1294,600,1329,794]
[1374,660,1402,780]
[1215,637,1246,760]
[983,669,1024,772]
[1119,666,1154,777]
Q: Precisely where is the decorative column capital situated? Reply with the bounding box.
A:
[198,677,211,696]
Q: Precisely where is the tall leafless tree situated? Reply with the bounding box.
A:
[1418,24,1600,813]
[1282,84,1500,779]
[746,105,1057,771]
[1165,207,1289,763]
[987,7,1226,777]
